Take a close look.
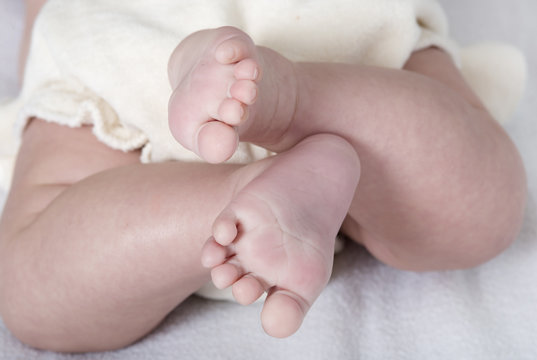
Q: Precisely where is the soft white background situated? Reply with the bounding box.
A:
[0,1,536,359]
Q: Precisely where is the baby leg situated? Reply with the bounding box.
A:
[169,26,526,271]
[0,120,298,352]
[201,134,360,338]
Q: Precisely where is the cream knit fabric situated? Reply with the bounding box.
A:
[0,0,458,190]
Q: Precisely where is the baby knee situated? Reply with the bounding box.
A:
[447,226,520,269]
[456,171,527,268]
[361,210,524,272]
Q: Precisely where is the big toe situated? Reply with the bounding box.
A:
[261,290,309,338]
[196,121,238,163]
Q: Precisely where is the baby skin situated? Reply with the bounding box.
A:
[167,26,527,337]
[0,18,526,351]
[169,27,360,337]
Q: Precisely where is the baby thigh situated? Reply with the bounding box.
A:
[342,140,525,272]
[0,120,240,352]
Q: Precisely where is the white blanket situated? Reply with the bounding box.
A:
[1,0,536,358]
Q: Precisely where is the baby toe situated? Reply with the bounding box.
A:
[201,237,229,268]
[196,121,238,163]
[215,37,251,64]
[261,289,309,338]
[230,80,258,105]
[234,58,261,81]
[213,210,239,246]
[232,275,265,305]
[218,98,248,126]
[211,263,242,289]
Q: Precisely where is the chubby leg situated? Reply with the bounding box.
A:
[0,121,359,350]
[201,134,359,337]
[169,26,527,271]
[0,120,247,352]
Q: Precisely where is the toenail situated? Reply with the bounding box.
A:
[252,67,259,80]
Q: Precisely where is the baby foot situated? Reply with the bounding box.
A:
[168,26,297,163]
[168,27,261,163]
[201,134,360,337]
